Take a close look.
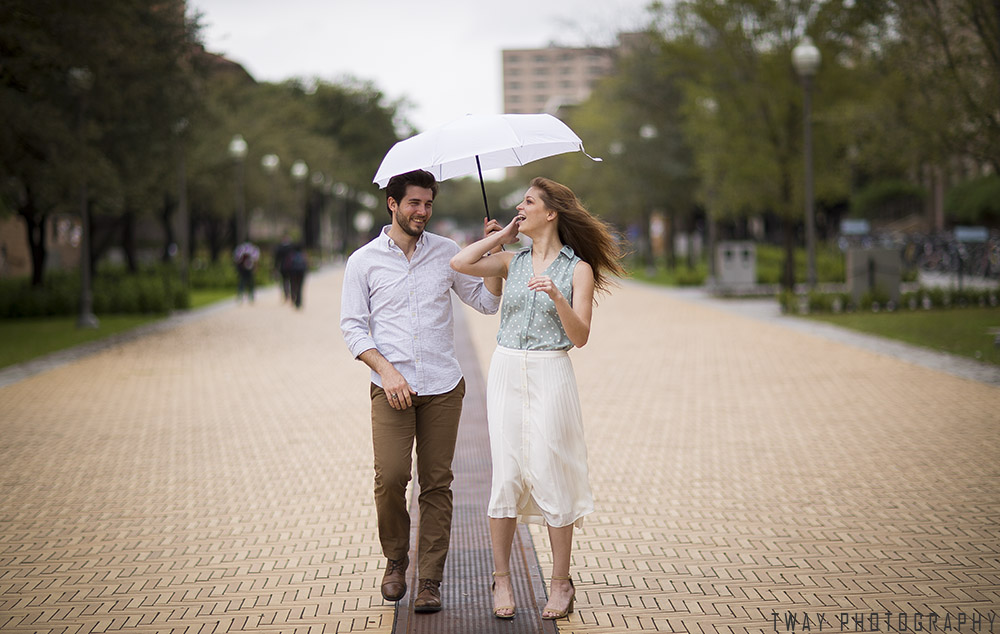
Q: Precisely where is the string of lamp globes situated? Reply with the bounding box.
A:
[227,134,378,248]
[227,134,310,244]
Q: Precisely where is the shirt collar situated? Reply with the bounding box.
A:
[528,244,576,260]
[379,225,428,253]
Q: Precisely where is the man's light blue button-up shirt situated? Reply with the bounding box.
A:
[340,226,501,395]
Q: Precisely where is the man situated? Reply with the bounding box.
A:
[340,169,502,612]
[273,233,293,303]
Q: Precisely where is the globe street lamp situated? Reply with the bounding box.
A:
[291,160,309,244]
[228,134,248,243]
[69,66,98,329]
[793,36,821,289]
[261,153,280,229]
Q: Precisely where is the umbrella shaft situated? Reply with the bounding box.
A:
[476,155,490,221]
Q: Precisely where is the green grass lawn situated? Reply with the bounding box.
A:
[0,315,161,369]
[807,306,1000,366]
[190,288,235,309]
[0,288,235,370]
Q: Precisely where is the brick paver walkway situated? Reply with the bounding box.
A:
[2,269,998,633]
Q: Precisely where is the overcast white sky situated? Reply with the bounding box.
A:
[187,0,656,133]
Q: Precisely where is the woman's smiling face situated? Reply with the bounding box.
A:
[515,186,551,233]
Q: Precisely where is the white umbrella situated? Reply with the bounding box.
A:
[372,113,601,218]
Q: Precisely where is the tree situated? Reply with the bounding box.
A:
[655,0,887,287]
[180,74,404,259]
[549,31,698,269]
[945,174,1000,226]
[0,0,202,284]
[890,0,1000,174]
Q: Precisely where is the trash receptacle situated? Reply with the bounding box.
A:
[715,241,756,288]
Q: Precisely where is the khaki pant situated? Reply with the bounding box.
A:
[370,378,465,581]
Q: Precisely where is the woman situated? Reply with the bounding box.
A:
[450,177,625,620]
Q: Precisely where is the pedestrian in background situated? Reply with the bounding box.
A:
[340,169,502,613]
[288,244,308,309]
[233,240,260,304]
[274,233,293,303]
[450,176,625,621]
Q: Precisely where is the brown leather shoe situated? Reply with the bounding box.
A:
[380,555,408,602]
[413,578,442,613]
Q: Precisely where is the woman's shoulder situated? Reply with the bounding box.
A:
[573,259,593,276]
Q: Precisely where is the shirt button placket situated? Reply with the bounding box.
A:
[408,264,421,391]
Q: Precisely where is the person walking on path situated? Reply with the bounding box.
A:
[450,176,625,621]
[233,240,260,304]
[287,244,308,309]
[273,234,293,303]
[340,169,503,613]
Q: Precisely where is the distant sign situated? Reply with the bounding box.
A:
[840,219,870,236]
[954,226,989,242]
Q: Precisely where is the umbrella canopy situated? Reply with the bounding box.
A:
[373,113,600,190]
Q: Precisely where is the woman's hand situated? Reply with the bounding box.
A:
[495,215,523,246]
[527,275,563,301]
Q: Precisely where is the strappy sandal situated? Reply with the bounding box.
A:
[541,575,575,620]
[491,571,516,619]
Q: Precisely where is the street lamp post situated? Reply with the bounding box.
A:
[228,134,248,243]
[261,153,280,235]
[291,160,309,245]
[333,183,350,255]
[793,36,821,289]
[173,118,190,288]
[70,67,99,329]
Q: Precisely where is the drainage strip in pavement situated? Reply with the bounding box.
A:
[393,305,557,634]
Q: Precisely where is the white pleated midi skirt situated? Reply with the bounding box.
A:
[486,346,594,528]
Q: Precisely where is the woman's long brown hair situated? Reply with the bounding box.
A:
[530,177,627,295]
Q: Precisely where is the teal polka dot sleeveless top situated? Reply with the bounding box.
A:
[497,245,581,351]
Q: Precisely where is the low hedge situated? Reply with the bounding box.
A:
[0,266,189,319]
[779,286,999,314]
[0,255,286,319]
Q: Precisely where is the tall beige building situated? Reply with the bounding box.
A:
[501,45,616,116]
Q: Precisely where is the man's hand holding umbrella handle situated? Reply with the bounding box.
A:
[451,216,520,279]
[484,218,505,254]
[481,218,505,296]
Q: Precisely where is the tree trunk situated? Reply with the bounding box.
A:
[782,219,796,291]
[205,216,225,263]
[122,209,137,273]
[161,193,176,263]
[706,213,717,282]
[666,211,677,270]
[639,209,653,269]
[19,205,47,287]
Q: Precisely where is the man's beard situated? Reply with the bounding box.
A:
[396,213,426,237]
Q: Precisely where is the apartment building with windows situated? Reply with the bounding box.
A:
[501,33,648,118]
[501,45,616,116]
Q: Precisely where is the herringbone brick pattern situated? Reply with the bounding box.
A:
[0,271,394,633]
[2,268,998,634]
[459,281,1000,633]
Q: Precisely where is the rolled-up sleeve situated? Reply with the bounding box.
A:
[452,268,502,315]
[340,256,378,359]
